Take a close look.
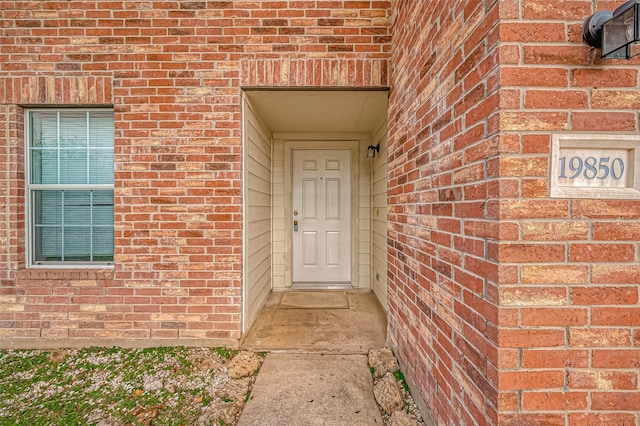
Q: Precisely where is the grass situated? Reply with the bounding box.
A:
[0,346,243,425]
[393,370,410,393]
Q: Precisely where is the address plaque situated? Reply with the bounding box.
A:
[550,134,640,199]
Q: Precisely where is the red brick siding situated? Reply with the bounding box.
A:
[497,1,640,424]
[0,1,391,345]
[388,1,501,425]
[391,0,640,424]
[241,57,389,87]
[0,104,24,284]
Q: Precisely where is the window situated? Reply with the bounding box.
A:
[26,109,115,265]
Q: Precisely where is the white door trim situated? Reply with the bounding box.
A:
[283,139,360,288]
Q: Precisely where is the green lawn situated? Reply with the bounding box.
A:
[0,346,240,426]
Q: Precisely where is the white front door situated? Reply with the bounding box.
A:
[292,149,351,283]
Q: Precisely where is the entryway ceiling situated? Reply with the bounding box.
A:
[245,90,388,134]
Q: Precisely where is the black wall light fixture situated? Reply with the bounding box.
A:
[366,144,379,159]
[583,0,640,59]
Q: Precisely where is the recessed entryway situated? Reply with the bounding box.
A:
[241,90,389,335]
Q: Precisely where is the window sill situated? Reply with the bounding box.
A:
[15,268,114,281]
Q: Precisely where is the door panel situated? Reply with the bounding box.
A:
[302,232,317,266]
[325,178,340,219]
[292,149,351,282]
[326,231,341,266]
[302,179,317,219]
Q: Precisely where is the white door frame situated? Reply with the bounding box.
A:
[281,136,361,288]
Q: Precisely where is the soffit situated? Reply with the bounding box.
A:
[245,90,388,134]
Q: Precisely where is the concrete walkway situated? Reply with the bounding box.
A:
[237,291,388,425]
[237,353,383,425]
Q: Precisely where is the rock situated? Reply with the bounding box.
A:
[48,350,68,363]
[131,404,161,426]
[227,351,262,379]
[188,349,225,373]
[368,347,399,378]
[389,410,420,426]
[143,379,163,392]
[373,372,403,414]
[197,402,240,426]
[216,377,250,402]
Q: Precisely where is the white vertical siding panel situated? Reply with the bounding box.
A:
[244,100,272,331]
[271,140,286,288]
[358,139,372,288]
[372,124,388,311]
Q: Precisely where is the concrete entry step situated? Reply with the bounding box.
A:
[237,353,383,426]
[241,291,387,354]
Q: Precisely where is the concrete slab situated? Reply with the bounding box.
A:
[237,353,383,426]
[241,291,387,354]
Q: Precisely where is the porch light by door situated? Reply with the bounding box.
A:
[367,144,380,158]
[583,0,640,59]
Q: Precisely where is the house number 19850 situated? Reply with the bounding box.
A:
[551,135,640,199]
[558,156,625,180]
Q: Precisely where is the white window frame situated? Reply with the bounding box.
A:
[25,108,115,268]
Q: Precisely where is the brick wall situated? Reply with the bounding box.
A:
[498,1,640,424]
[388,1,501,424]
[0,1,391,346]
[3,0,638,422]
[390,0,640,424]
